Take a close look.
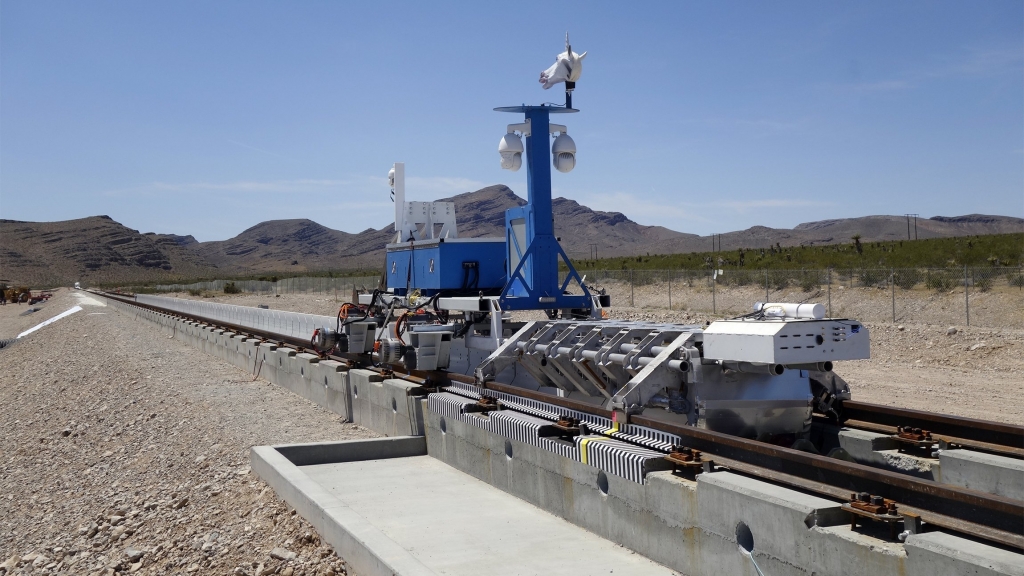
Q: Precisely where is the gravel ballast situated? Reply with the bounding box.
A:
[1,294,378,575]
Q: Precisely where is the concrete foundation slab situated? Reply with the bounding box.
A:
[252,438,679,576]
[904,531,1024,576]
[832,426,939,480]
[939,449,1024,501]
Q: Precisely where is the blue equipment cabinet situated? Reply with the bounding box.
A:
[385,238,506,296]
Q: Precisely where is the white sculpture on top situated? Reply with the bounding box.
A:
[539,33,586,90]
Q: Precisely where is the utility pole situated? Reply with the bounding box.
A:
[904,214,919,240]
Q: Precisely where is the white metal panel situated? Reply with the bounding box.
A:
[703,318,869,364]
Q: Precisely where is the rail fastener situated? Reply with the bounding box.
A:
[843,492,904,541]
[894,426,937,454]
[538,416,586,439]
[462,395,503,415]
[665,446,706,477]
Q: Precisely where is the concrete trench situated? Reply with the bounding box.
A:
[102,296,1024,576]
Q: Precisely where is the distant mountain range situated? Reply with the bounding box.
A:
[2,185,1021,286]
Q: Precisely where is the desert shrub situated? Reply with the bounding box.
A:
[223,282,241,294]
[187,288,202,296]
[727,270,754,287]
[767,270,790,291]
[894,269,921,290]
[858,269,886,287]
[799,271,821,292]
[1010,273,1024,289]
[973,271,995,292]
[925,271,955,292]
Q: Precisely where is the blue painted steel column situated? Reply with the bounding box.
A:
[524,108,552,237]
[523,108,558,294]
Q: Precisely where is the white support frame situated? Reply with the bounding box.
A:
[391,162,459,243]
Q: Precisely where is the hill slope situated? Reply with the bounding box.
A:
[188,219,389,274]
[0,216,219,286]
[2,186,1020,286]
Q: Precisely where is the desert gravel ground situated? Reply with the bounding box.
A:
[1,289,378,575]
[0,289,81,341]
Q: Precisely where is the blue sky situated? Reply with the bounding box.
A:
[2,1,1021,241]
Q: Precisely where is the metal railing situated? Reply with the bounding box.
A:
[146,275,380,297]
[134,294,336,341]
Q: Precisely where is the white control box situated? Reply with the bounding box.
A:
[702,318,870,364]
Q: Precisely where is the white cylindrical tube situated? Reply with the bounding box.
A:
[756,302,826,319]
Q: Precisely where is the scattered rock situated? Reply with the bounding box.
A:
[897,325,905,331]
[946,326,958,336]
[124,548,144,562]
[270,547,297,561]
[1,555,20,571]
[969,342,986,351]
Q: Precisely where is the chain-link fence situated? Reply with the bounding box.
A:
[570,267,1024,328]
[140,268,1023,328]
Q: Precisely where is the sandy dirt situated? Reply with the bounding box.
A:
[1,293,378,575]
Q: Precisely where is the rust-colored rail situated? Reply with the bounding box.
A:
[838,401,1024,451]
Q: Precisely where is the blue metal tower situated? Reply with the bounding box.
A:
[495,105,593,312]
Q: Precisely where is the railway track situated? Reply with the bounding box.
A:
[94,290,1024,550]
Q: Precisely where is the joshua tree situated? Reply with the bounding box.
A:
[851,234,863,255]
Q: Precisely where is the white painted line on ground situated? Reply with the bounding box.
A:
[74,293,106,307]
[17,306,83,338]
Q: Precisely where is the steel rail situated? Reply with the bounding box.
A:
[94,291,1024,549]
[838,400,1024,451]
[632,416,1023,549]
[93,291,436,385]
[815,415,1024,460]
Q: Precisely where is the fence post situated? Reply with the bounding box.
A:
[827,268,832,318]
[891,268,895,323]
[630,269,634,307]
[965,264,969,327]
[668,270,672,310]
[712,270,716,314]
[764,269,769,303]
